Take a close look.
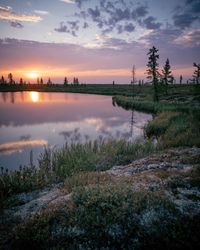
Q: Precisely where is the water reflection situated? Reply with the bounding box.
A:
[0,139,48,156]
[0,92,152,170]
[30,91,39,103]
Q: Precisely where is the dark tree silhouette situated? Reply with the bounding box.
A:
[1,76,5,84]
[131,65,136,84]
[180,75,183,84]
[40,78,43,84]
[19,78,23,85]
[131,65,136,98]
[47,78,52,85]
[64,77,68,86]
[112,80,115,85]
[162,58,173,85]
[147,46,159,102]
[193,63,200,84]
[8,73,13,84]
[37,77,40,84]
[73,77,79,85]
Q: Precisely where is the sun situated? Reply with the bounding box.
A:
[27,71,39,79]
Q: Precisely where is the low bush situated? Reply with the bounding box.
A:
[12,185,200,249]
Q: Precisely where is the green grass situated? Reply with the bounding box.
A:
[145,111,200,147]
[0,139,156,203]
[113,84,200,148]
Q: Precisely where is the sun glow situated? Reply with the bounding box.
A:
[30,91,39,103]
[27,71,39,79]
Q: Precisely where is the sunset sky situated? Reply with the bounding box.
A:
[0,0,200,83]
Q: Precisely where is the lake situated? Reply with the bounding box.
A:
[0,92,152,170]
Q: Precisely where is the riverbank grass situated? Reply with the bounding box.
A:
[0,139,156,204]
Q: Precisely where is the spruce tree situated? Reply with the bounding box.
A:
[8,73,13,84]
[147,46,160,102]
[19,78,23,85]
[1,76,5,84]
[162,58,173,85]
[64,77,68,86]
[193,63,200,84]
[180,75,183,84]
[47,78,52,85]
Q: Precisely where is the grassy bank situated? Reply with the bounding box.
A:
[0,139,155,204]
[113,84,200,148]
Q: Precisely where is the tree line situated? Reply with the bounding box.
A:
[0,74,81,86]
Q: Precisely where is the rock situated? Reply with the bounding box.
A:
[106,147,200,215]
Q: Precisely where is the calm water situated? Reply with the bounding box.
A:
[0,92,152,170]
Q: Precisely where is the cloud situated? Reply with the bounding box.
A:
[173,0,200,29]
[174,29,200,47]
[61,0,90,8]
[54,20,79,36]
[173,13,198,29]
[140,27,182,48]
[143,16,162,30]
[0,139,48,156]
[0,5,42,22]
[133,5,148,17]
[54,22,69,32]
[72,1,150,36]
[60,0,76,4]
[68,20,79,30]
[34,10,49,15]
[83,21,89,28]
[88,6,101,21]
[75,0,90,8]
[10,21,23,28]
[124,23,135,32]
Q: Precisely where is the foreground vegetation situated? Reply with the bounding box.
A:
[0,140,155,204]
[113,83,200,148]
[1,83,200,249]
[11,185,200,250]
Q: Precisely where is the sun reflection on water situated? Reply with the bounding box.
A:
[30,91,39,103]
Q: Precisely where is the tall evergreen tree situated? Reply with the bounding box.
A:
[37,77,40,84]
[131,65,136,98]
[162,58,173,85]
[1,76,5,84]
[193,63,200,84]
[47,78,52,85]
[8,73,13,84]
[180,75,183,84]
[19,78,23,85]
[73,77,76,85]
[64,77,68,86]
[40,78,43,84]
[146,46,160,102]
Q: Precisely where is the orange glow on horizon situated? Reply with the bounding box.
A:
[0,65,194,82]
[26,71,40,79]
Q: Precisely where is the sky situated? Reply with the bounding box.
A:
[0,0,199,84]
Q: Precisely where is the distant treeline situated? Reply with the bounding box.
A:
[0,74,83,86]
